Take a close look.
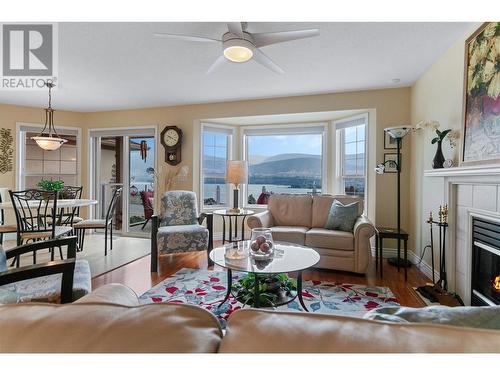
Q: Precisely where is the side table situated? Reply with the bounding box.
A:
[213,209,254,244]
[375,227,409,281]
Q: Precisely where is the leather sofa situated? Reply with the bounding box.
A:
[1,284,499,353]
[247,194,375,273]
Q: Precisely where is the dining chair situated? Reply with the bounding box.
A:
[9,189,73,266]
[73,187,122,256]
[0,193,17,246]
[55,185,84,226]
[0,236,91,304]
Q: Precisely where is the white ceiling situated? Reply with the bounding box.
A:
[0,22,474,112]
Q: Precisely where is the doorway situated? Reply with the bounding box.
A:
[89,127,156,237]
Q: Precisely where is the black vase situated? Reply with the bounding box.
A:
[432,140,445,169]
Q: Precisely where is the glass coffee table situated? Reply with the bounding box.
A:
[209,241,320,311]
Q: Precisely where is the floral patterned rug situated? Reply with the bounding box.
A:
[139,268,399,327]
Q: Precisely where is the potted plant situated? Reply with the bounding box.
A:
[37,178,65,195]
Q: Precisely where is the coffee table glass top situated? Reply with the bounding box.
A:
[209,240,320,274]
[213,209,255,216]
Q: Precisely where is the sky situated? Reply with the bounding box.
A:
[247,133,322,157]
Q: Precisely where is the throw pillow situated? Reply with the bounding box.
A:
[324,200,359,232]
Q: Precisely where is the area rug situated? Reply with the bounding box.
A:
[140,268,399,327]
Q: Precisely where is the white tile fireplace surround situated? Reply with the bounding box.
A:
[424,165,500,305]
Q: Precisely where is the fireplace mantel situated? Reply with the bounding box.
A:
[424,164,500,178]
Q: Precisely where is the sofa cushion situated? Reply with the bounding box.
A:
[312,195,363,228]
[268,194,312,227]
[0,302,223,352]
[219,309,500,353]
[157,224,208,254]
[305,228,354,251]
[325,200,360,232]
[270,226,309,245]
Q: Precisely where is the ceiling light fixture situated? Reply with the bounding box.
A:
[223,39,254,63]
[31,80,67,151]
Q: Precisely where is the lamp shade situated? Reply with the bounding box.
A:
[226,160,248,185]
[384,126,413,139]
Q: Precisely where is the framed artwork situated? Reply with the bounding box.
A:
[384,153,401,173]
[461,22,500,166]
[384,130,402,150]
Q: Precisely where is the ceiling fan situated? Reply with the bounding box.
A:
[154,22,319,74]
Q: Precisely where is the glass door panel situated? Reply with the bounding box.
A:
[128,136,155,234]
[98,137,123,231]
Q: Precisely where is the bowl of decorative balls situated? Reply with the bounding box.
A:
[249,228,274,259]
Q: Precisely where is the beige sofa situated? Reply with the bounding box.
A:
[1,284,499,353]
[247,194,375,273]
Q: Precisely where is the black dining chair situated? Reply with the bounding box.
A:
[73,187,122,256]
[56,185,84,227]
[9,189,73,266]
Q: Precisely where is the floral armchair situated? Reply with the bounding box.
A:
[150,191,213,272]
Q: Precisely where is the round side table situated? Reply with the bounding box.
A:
[213,209,254,244]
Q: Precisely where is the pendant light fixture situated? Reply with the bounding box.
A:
[31,80,67,151]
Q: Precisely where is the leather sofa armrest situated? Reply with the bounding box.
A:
[73,284,139,306]
[353,216,376,273]
[247,210,273,229]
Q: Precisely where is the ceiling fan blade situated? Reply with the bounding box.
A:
[252,48,284,74]
[252,29,319,48]
[206,55,227,75]
[154,33,220,43]
[226,22,244,37]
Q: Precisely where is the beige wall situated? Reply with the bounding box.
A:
[410,24,480,269]
[83,87,411,233]
[1,88,411,237]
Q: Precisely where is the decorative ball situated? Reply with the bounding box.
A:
[255,235,266,245]
[260,242,270,252]
[250,241,260,251]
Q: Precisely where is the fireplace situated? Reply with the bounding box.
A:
[471,218,500,306]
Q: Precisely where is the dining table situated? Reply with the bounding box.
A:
[0,199,98,210]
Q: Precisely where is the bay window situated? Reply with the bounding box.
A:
[201,125,233,207]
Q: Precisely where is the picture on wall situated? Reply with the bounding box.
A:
[384,130,402,150]
[383,153,401,173]
[462,22,500,165]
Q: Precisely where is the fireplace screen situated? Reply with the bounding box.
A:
[471,218,500,306]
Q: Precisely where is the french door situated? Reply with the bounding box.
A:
[89,127,156,237]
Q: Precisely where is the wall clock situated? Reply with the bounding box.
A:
[160,126,183,165]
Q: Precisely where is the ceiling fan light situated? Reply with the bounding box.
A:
[223,45,253,63]
[32,136,67,151]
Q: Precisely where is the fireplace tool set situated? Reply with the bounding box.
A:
[416,205,464,306]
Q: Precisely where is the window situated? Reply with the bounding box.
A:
[18,125,80,190]
[338,118,366,197]
[202,126,232,207]
[244,127,324,205]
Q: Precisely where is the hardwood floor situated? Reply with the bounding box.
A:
[93,244,430,307]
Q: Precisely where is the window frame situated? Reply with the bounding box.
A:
[333,113,368,204]
[16,122,82,191]
[200,122,235,211]
[241,122,327,209]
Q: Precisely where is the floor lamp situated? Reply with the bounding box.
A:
[375,126,413,268]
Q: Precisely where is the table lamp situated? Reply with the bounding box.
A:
[375,125,413,269]
[226,160,248,213]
